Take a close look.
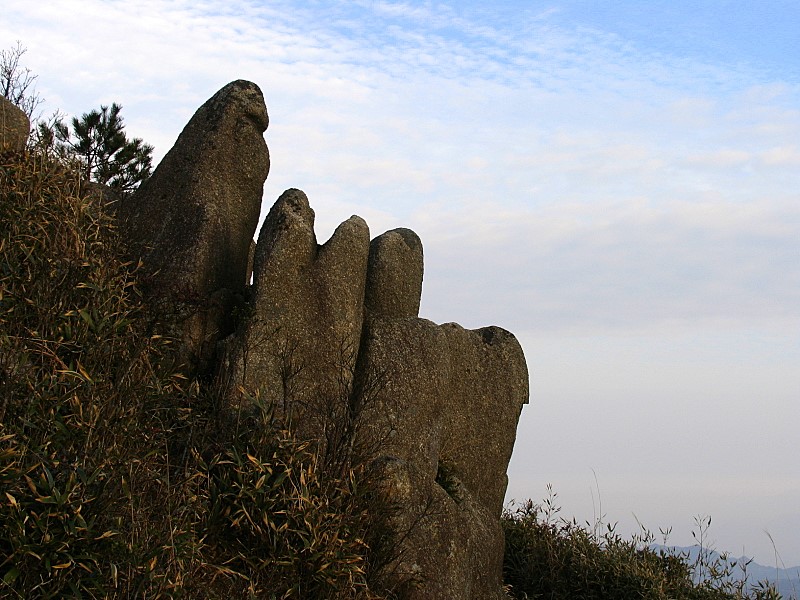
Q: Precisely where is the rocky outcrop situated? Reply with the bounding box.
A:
[122,80,529,599]
[219,196,528,598]
[365,228,424,318]
[0,96,29,152]
[220,188,370,427]
[119,80,270,373]
[356,230,529,599]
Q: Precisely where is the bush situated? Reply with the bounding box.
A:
[0,147,384,599]
[502,489,783,600]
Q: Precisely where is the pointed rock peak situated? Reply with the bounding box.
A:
[253,189,317,281]
[204,79,269,132]
[119,79,270,375]
[389,227,422,254]
[272,187,314,221]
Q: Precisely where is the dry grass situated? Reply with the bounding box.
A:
[0,147,389,599]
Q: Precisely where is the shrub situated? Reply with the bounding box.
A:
[502,489,783,600]
[0,147,385,598]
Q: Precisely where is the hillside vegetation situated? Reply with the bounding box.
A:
[0,145,787,600]
[502,490,785,599]
[0,147,384,598]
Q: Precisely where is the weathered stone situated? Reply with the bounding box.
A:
[439,323,529,516]
[221,188,371,427]
[358,315,528,599]
[0,96,29,151]
[365,228,423,318]
[117,80,529,598]
[119,80,269,373]
[246,239,256,285]
[218,194,528,597]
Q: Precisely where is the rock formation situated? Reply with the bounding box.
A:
[0,96,30,152]
[119,79,270,373]
[121,80,529,599]
[349,232,528,599]
[220,188,370,426]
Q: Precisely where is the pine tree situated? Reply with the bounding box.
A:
[53,103,154,193]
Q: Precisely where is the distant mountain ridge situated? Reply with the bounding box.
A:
[653,545,800,599]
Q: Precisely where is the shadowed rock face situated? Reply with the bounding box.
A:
[223,197,529,598]
[119,79,270,373]
[357,318,528,599]
[0,97,29,152]
[122,80,529,599]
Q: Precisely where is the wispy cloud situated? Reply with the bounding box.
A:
[7,0,797,333]
[417,194,799,334]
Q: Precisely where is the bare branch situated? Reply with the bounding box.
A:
[0,41,44,119]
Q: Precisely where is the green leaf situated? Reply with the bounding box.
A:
[78,308,94,329]
[2,567,20,585]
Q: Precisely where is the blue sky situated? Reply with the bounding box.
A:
[5,0,799,566]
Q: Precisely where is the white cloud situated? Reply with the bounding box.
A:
[684,149,752,168]
[761,144,800,166]
[417,193,800,335]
